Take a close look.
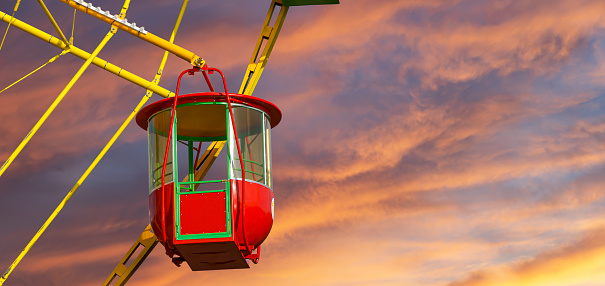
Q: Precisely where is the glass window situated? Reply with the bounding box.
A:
[229,105,269,186]
[148,109,174,193]
[264,115,272,189]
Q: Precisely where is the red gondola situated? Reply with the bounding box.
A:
[135,67,281,270]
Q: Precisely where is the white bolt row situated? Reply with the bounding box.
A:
[71,0,148,35]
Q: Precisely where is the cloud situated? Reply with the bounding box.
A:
[449,226,605,286]
[21,242,133,272]
[269,0,605,91]
[2,1,605,285]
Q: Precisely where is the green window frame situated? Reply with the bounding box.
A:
[173,102,232,241]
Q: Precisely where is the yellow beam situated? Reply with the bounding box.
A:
[0,10,174,98]
[58,0,205,67]
[102,225,158,286]
[36,0,70,47]
[0,50,69,95]
[0,0,21,53]
[239,0,289,95]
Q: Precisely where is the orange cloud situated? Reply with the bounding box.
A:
[21,242,133,273]
[449,226,605,286]
[268,0,605,90]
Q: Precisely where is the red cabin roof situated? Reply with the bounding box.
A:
[136,92,282,131]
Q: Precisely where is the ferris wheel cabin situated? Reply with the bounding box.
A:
[136,92,281,271]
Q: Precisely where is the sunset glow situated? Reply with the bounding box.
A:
[1,0,605,285]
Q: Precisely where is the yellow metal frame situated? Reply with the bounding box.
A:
[239,0,289,95]
[37,0,70,47]
[0,1,134,284]
[102,225,158,286]
[0,11,174,98]
[58,0,205,67]
[0,49,69,95]
[0,0,20,53]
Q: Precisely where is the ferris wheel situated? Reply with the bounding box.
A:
[0,0,338,284]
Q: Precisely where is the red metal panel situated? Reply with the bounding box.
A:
[166,180,273,269]
[180,192,227,235]
[136,93,282,131]
[231,179,274,249]
[149,183,175,250]
[171,181,273,249]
